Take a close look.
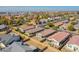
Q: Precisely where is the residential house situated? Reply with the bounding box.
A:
[18,25,35,33]
[47,31,70,48]
[64,35,79,52]
[0,24,8,31]
[61,23,67,30]
[74,23,79,30]
[2,42,38,52]
[48,17,53,22]
[53,16,62,22]
[58,23,68,31]
[62,20,69,24]
[69,16,75,21]
[36,29,56,41]
[0,34,20,46]
[4,15,12,20]
[54,22,64,26]
[38,19,48,27]
[25,27,44,36]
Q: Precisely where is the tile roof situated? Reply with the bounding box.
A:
[54,22,64,26]
[37,29,56,37]
[48,31,70,42]
[19,25,35,31]
[25,25,35,30]
[67,35,79,45]
[25,27,44,34]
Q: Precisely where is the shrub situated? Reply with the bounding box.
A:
[52,26,59,30]
[67,23,75,31]
[44,25,50,29]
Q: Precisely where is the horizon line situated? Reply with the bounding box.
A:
[0,6,79,12]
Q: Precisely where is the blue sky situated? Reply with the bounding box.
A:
[0,6,79,12]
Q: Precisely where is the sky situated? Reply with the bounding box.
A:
[0,6,79,12]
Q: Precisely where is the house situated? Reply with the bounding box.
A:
[74,23,79,30]
[59,23,68,31]
[2,42,38,52]
[48,17,53,22]
[25,27,44,36]
[4,15,11,20]
[38,19,48,27]
[0,24,8,31]
[18,25,35,33]
[61,23,67,30]
[69,16,75,21]
[54,22,64,26]
[0,34,20,46]
[64,35,79,52]
[47,31,70,48]
[54,16,61,20]
[53,16,62,22]
[62,20,69,23]
[36,29,56,41]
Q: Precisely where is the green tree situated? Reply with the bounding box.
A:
[44,25,50,29]
[0,19,3,25]
[52,26,59,30]
[47,22,54,27]
[67,23,75,31]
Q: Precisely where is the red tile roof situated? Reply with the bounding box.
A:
[37,29,56,37]
[67,35,79,45]
[54,22,64,26]
[25,27,44,34]
[48,32,70,42]
[25,26,35,30]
